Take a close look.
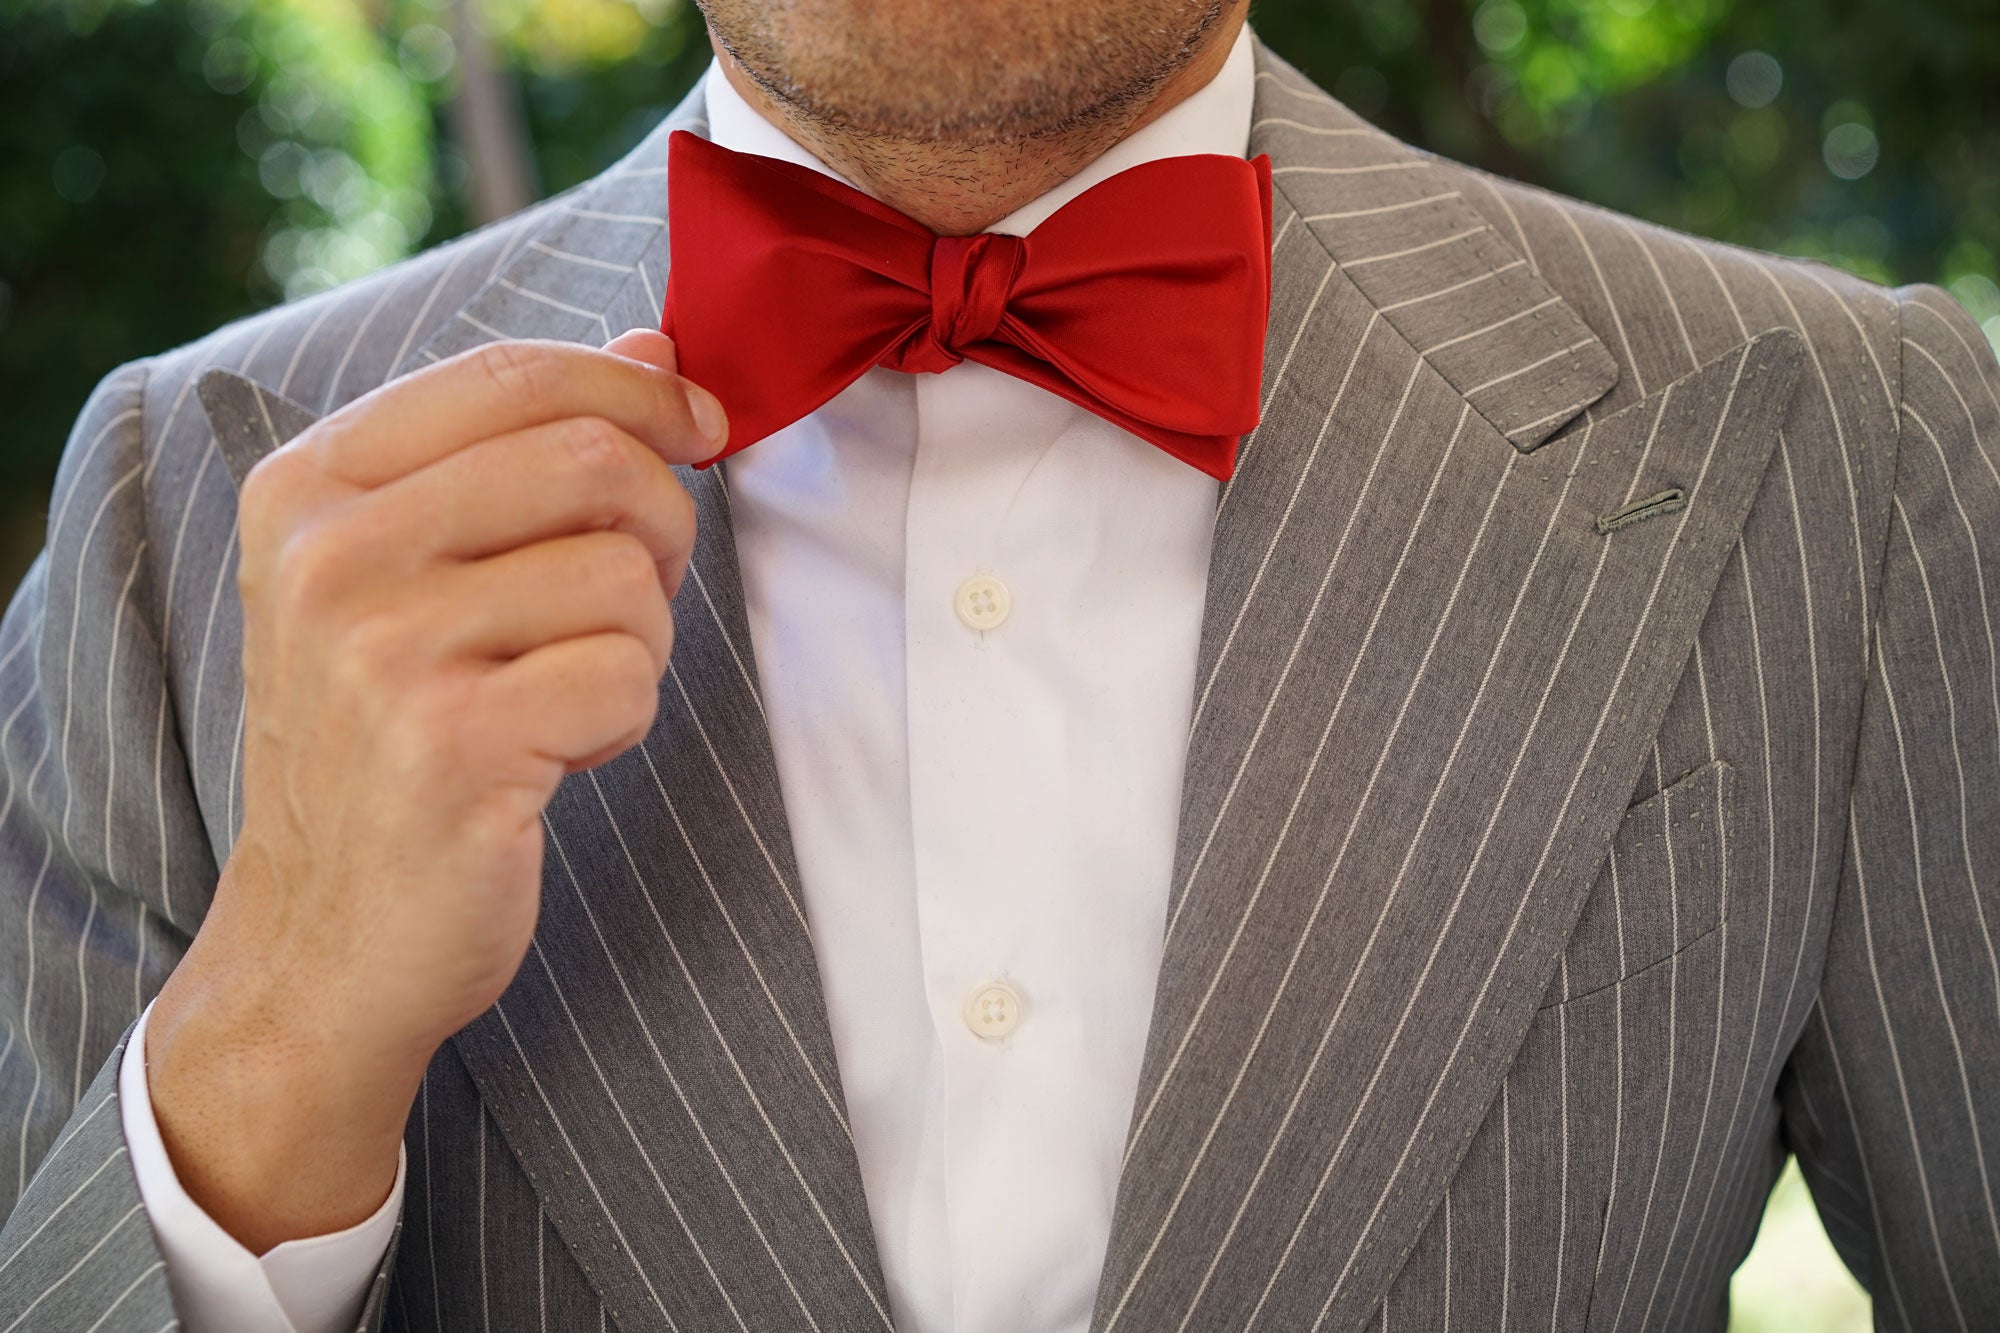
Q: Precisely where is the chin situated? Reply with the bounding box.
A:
[702,0,1229,143]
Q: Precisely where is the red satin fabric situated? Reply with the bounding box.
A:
[660,129,1274,480]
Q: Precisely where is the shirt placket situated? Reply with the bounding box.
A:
[904,364,1091,1330]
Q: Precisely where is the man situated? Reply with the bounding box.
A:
[1,0,1996,1326]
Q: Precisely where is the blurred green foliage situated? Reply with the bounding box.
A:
[0,0,708,493]
[3,0,1996,495]
[1253,0,2000,306]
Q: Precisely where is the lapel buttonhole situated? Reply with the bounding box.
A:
[1595,486,1688,535]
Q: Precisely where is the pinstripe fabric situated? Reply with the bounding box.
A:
[0,1031,158,1330]
[5,39,1998,1331]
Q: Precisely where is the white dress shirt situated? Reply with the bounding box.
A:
[121,26,1254,1330]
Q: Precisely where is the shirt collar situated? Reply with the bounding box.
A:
[699,24,1256,237]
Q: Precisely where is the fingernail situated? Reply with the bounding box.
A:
[684,383,728,451]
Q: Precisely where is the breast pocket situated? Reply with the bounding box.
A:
[1538,758,1734,1009]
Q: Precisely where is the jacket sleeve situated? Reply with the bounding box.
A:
[0,350,363,1332]
[1778,284,2000,1329]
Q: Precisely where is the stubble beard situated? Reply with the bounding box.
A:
[694,0,1232,233]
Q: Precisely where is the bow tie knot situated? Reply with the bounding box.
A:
[900,232,1026,373]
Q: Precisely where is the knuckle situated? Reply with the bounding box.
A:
[325,608,422,707]
[236,449,285,515]
[339,607,411,677]
[652,373,696,433]
[386,680,476,780]
[272,526,349,610]
[459,787,546,864]
[632,594,675,667]
[593,533,661,599]
[655,607,677,662]
[664,473,697,534]
[607,636,662,721]
[235,448,307,550]
[380,705,453,787]
[559,416,638,484]
[470,340,558,406]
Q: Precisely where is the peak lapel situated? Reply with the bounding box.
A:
[195,368,320,490]
[197,85,891,1331]
[1245,45,1617,454]
[1091,45,1803,1333]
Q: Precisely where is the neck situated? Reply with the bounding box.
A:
[710,10,1248,235]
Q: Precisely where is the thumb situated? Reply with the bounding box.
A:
[605,326,728,455]
[604,327,679,375]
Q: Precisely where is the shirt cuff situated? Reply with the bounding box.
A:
[120,998,406,1333]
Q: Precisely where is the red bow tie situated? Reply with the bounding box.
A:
[660,130,1274,480]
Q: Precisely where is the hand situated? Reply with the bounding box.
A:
[145,330,726,1252]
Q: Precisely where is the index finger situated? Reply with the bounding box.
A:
[307,338,729,489]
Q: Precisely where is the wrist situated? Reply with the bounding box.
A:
[145,887,428,1253]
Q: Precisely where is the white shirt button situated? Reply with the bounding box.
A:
[954,574,1012,631]
[963,980,1023,1041]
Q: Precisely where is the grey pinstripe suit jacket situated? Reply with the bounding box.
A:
[4,40,1998,1332]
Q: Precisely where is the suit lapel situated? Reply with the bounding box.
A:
[195,370,319,487]
[449,450,893,1332]
[1090,46,1802,1333]
[198,83,893,1332]
[401,92,896,1333]
[1239,48,1617,456]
